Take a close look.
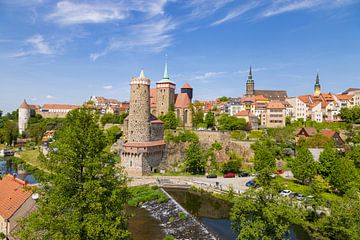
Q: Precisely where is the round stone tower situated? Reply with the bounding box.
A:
[156,62,176,117]
[127,70,151,142]
[18,99,31,134]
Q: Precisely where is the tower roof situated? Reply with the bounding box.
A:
[131,69,150,85]
[157,61,175,84]
[182,83,192,89]
[247,66,253,82]
[316,73,320,84]
[19,99,30,109]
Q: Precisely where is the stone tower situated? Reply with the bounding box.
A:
[245,66,255,97]
[127,70,151,142]
[314,73,321,96]
[181,83,193,101]
[18,100,31,134]
[156,62,176,117]
[121,70,166,176]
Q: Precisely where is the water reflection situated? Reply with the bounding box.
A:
[165,188,311,240]
[0,157,37,184]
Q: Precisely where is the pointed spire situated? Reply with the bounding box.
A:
[316,73,320,83]
[247,65,253,82]
[163,61,169,80]
[139,69,145,79]
[249,65,252,77]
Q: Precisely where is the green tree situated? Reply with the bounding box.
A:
[218,114,246,131]
[204,111,215,129]
[184,143,205,174]
[254,146,276,186]
[221,159,242,173]
[16,108,130,240]
[316,189,360,240]
[105,126,122,145]
[340,106,360,123]
[0,121,18,145]
[192,102,205,127]
[291,147,317,185]
[231,187,305,240]
[27,122,46,144]
[318,145,337,178]
[100,113,128,126]
[347,145,360,168]
[159,111,178,129]
[329,158,360,194]
[217,96,230,102]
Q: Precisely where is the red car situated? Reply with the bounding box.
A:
[275,170,284,174]
[223,172,236,178]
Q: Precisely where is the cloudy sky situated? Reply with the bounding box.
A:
[0,0,359,112]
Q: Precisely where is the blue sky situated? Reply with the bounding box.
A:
[0,0,359,113]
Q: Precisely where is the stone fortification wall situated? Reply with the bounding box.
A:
[150,123,164,141]
[37,111,68,118]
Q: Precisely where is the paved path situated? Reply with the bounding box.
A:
[129,175,255,194]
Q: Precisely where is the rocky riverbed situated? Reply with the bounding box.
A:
[141,197,217,240]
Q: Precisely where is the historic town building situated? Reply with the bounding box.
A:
[121,70,166,176]
[150,62,194,128]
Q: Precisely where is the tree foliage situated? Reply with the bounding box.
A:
[340,106,360,123]
[329,158,360,194]
[218,114,246,131]
[231,187,305,240]
[100,112,128,126]
[184,143,205,174]
[318,145,338,178]
[204,111,215,129]
[16,108,130,240]
[217,96,230,102]
[291,147,317,185]
[159,111,178,129]
[105,126,122,145]
[253,145,276,186]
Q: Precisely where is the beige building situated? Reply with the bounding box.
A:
[262,101,286,128]
[0,175,36,239]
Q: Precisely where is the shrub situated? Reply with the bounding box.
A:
[230,130,246,140]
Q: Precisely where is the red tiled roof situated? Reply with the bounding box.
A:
[255,95,268,101]
[123,140,166,147]
[296,127,317,136]
[320,129,336,138]
[175,93,191,109]
[182,83,192,89]
[19,100,30,109]
[336,94,353,100]
[42,104,80,110]
[235,110,254,117]
[0,175,32,220]
[267,101,285,109]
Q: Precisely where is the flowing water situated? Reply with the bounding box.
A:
[164,188,312,240]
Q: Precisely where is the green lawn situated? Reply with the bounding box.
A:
[18,149,41,168]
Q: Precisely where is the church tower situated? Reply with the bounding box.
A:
[245,66,255,96]
[18,100,31,134]
[127,70,151,142]
[156,62,176,117]
[314,73,321,96]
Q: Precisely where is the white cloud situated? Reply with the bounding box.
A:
[26,35,52,54]
[261,0,357,18]
[185,0,234,19]
[211,1,261,26]
[47,0,168,26]
[90,17,176,61]
[194,71,226,80]
[103,85,113,90]
[46,95,55,99]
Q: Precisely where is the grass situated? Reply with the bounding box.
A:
[18,149,41,168]
[128,185,168,207]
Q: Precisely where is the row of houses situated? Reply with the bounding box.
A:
[198,68,359,129]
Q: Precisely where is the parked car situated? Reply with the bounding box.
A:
[275,169,284,174]
[280,190,293,197]
[245,180,256,187]
[223,172,236,178]
[238,172,249,177]
[296,193,305,200]
[206,173,218,178]
[289,192,296,197]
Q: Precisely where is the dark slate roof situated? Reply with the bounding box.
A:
[254,90,288,101]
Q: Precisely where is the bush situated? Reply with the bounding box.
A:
[248,130,263,139]
[128,186,168,207]
[230,130,246,140]
[178,212,187,220]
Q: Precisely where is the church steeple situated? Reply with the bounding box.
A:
[314,73,321,96]
[245,66,255,96]
[163,62,169,81]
